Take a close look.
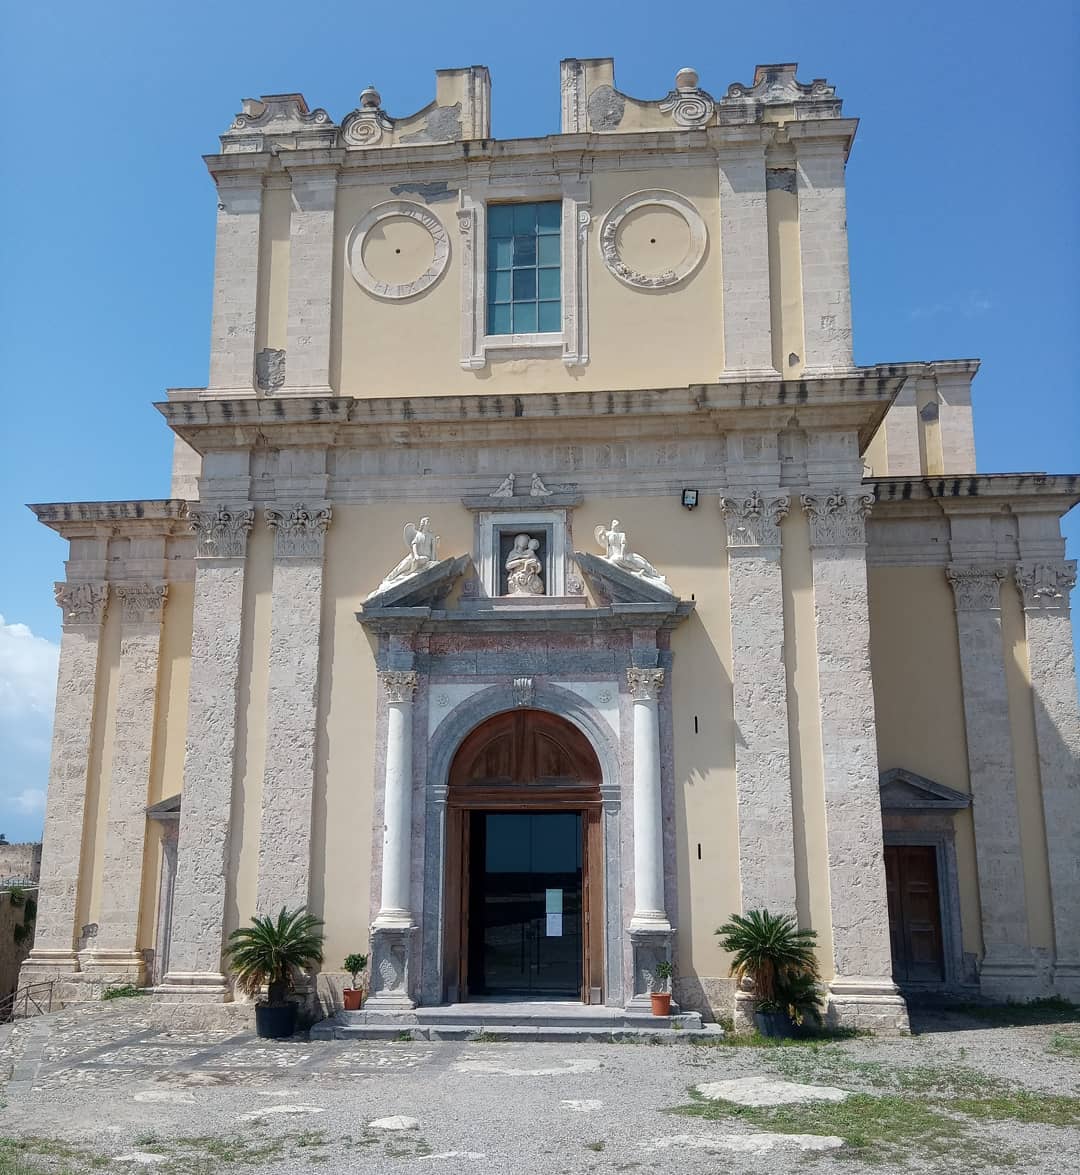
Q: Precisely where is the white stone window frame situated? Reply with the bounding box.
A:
[475,509,570,599]
[458,178,590,370]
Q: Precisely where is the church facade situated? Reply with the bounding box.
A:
[20,60,1080,1029]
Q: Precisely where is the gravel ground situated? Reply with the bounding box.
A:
[0,1001,1077,1173]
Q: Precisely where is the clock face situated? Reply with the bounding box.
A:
[346,201,450,300]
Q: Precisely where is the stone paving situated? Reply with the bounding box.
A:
[0,1001,1077,1173]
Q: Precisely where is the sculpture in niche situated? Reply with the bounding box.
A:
[594,520,671,591]
[371,518,440,595]
[505,534,544,596]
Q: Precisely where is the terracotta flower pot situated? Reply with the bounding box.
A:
[342,988,364,1011]
[650,991,672,1016]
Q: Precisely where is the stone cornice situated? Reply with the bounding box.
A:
[29,500,188,539]
[358,600,694,637]
[157,367,916,454]
[869,475,1080,517]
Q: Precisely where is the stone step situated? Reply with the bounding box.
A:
[310,1018,724,1044]
[322,1002,703,1032]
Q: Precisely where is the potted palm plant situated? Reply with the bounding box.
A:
[650,959,674,1016]
[715,909,821,1038]
[225,906,325,1039]
[342,952,369,1011]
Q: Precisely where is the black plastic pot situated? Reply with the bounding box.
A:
[753,1010,793,1038]
[255,1002,298,1039]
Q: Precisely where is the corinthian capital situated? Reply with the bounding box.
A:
[1015,560,1077,613]
[189,505,255,559]
[265,502,333,558]
[380,670,419,704]
[720,491,790,549]
[626,667,665,702]
[800,490,874,548]
[946,565,1006,612]
[115,582,169,624]
[54,581,108,626]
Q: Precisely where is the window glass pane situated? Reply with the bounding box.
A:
[513,203,539,234]
[512,302,537,333]
[538,268,560,300]
[488,303,511,334]
[489,270,511,303]
[488,205,515,236]
[512,235,536,266]
[512,269,536,300]
[490,237,513,268]
[538,300,561,332]
[537,235,561,266]
[536,202,562,232]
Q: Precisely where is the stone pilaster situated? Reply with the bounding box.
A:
[720,491,797,914]
[717,141,776,378]
[946,564,1035,995]
[207,176,262,394]
[367,670,419,1011]
[802,490,908,1030]
[159,505,253,997]
[255,503,332,915]
[20,582,108,983]
[282,167,337,395]
[795,142,853,374]
[1014,559,1080,995]
[84,583,169,983]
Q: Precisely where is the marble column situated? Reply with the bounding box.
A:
[160,505,253,997]
[208,177,263,395]
[255,503,332,915]
[1014,559,1080,996]
[947,564,1035,996]
[720,491,797,914]
[717,140,776,378]
[84,582,169,983]
[283,167,337,395]
[367,670,419,1010]
[20,582,108,984]
[802,490,908,1030]
[795,142,853,374]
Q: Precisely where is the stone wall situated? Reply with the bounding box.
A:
[0,887,37,1001]
[0,844,41,886]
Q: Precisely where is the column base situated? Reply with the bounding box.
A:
[1052,958,1080,1001]
[978,948,1041,1001]
[720,366,782,381]
[155,970,230,1002]
[366,925,417,1011]
[78,949,146,986]
[826,976,910,1034]
[627,926,676,1011]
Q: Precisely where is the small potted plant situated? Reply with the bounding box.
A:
[225,906,325,1040]
[715,909,820,1038]
[342,952,369,1011]
[650,959,674,1016]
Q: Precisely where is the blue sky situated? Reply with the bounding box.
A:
[1,0,1076,841]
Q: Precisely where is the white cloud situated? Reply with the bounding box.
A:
[0,614,59,840]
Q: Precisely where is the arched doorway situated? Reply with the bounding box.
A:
[443,709,604,1003]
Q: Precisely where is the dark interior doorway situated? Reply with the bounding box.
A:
[885,843,945,983]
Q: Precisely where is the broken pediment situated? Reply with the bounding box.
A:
[573,550,682,606]
[879,768,971,811]
[359,554,470,612]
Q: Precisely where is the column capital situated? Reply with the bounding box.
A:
[54,580,108,626]
[189,504,255,559]
[946,564,1006,612]
[720,491,789,549]
[1015,560,1076,614]
[115,582,168,625]
[626,667,664,702]
[265,502,332,558]
[380,670,419,703]
[801,489,873,548]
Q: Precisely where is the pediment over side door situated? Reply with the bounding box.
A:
[879,768,971,811]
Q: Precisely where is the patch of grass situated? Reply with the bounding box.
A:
[766,1045,1008,1097]
[1049,1032,1080,1058]
[100,982,145,1001]
[690,1027,866,1048]
[952,1092,1080,1127]
[948,997,1080,1026]
[470,1031,504,1043]
[0,1138,107,1175]
[293,1130,328,1149]
[393,1030,413,1043]
[584,1140,605,1152]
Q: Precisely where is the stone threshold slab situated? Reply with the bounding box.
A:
[323,1002,704,1030]
[310,1021,723,1044]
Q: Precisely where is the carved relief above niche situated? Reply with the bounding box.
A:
[346,200,450,299]
[599,190,707,290]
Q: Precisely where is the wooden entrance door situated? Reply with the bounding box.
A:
[884,844,945,983]
[443,710,603,1003]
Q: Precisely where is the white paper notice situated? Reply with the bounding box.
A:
[546,913,563,937]
[546,889,563,937]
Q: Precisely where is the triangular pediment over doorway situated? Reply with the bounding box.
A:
[360,554,471,611]
[572,550,680,605]
[879,768,971,810]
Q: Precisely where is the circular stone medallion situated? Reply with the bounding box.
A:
[599,189,707,290]
[346,200,450,299]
